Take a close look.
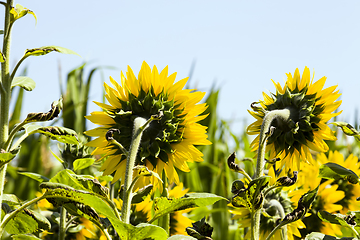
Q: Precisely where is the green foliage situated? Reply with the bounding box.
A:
[11,234,42,240]
[319,162,359,184]
[11,77,35,91]
[305,232,355,240]
[24,46,78,58]
[5,208,50,234]
[331,122,360,142]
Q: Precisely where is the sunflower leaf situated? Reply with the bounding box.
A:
[167,235,197,240]
[11,77,36,91]
[73,158,95,171]
[18,172,49,183]
[331,121,360,142]
[319,162,359,184]
[317,211,351,228]
[34,126,78,145]
[10,4,37,24]
[0,151,17,168]
[24,46,79,58]
[11,234,42,240]
[149,193,227,223]
[24,98,63,123]
[5,208,50,234]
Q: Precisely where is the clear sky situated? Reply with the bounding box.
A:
[3,0,360,134]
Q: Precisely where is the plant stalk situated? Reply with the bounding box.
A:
[252,109,290,240]
[158,172,169,234]
[59,207,67,240]
[121,117,147,224]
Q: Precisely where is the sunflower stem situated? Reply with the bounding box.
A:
[121,117,148,224]
[268,199,287,240]
[59,207,67,240]
[0,1,13,235]
[158,172,169,235]
[253,109,290,240]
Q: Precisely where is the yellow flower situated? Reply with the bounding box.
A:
[247,67,341,171]
[75,218,96,240]
[85,61,210,188]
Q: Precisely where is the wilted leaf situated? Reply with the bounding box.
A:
[331,122,360,142]
[73,158,95,171]
[24,46,79,58]
[150,193,226,223]
[35,126,78,145]
[319,162,359,184]
[5,208,50,234]
[317,211,350,227]
[24,98,63,123]
[18,172,49,183]
[11,77,36,91]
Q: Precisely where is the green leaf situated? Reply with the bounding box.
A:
[150,193,227,223]
[131,185,153,204]
[11,234,42,240]
[3,194,21,207]
[24,46,79,58]
[5,208,50,234]
[39,182,155,240]
[231,176,270,211]
[0,152,17,168]
[35,126,78,145]
[10,4,37,24]
[24,98,63,123]
[50,169,109,198]
[73,158,95,171]
[50,149,64,165]
[319,162,359,184]
[18,172,49,183]
[331,122,360,141]
[305,232,353,240]
[167,235,197,240]
[317,211,351,228]
[11,77,36,91]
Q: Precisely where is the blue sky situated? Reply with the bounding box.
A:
[4,1,360,134]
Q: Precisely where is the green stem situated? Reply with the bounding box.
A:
[0,1,13,235]
[121,117,147,224]
[0,193,46,234]
[265,223,283,240]
[3,120,26,152]
[268,199,287,240]
[59,207,67,240]
[158,172,169,234]
[252,109,290,240]
[92,219,112,240]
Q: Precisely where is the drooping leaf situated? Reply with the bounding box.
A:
[319,162,359,184]
[11,77,36,91]
[3,194,21,207]
[35,126,78,145]
[73,158,95,171]
[0,151,17,168]
[231,176,270,211]
[24,98,63,123]
[331,122,360,142]
[275,171,298,187]
[50,169,109,198]
[10,4,37,24]
[5,208,50,234]
[24,46,79,58]
[317,211,351,228]
[18,172,49,183]
[11,234,42,240]
[150,193,226,223]
[121,184,153,204]
[186,217,213,240]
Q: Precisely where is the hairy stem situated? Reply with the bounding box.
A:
[252,109,290,240]
[158,172,169,234]
[59,207,67,240]
[121,117,147,223]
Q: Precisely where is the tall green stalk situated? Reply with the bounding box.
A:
[252,109,290,240]
[121,117,147,224]
[0,0,14,225]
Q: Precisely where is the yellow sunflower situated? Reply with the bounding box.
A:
[287,157,345,236]
[85,61,210,188]
[247,66,342,171]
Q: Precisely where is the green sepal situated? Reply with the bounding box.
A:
[11,77,36,91]
[319,162,359,184]
[331,122,360,142]
[24,46,79,58]
[5,208,50,234]
[149,193,226,223]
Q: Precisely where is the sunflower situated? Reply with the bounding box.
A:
[85,61,210,188]
[247,67,342,171]
[287,156,345,237]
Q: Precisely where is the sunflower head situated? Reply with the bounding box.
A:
[85,61,210,187]
[247,67,342,171]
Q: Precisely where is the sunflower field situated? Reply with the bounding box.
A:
[2,2,360,240]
